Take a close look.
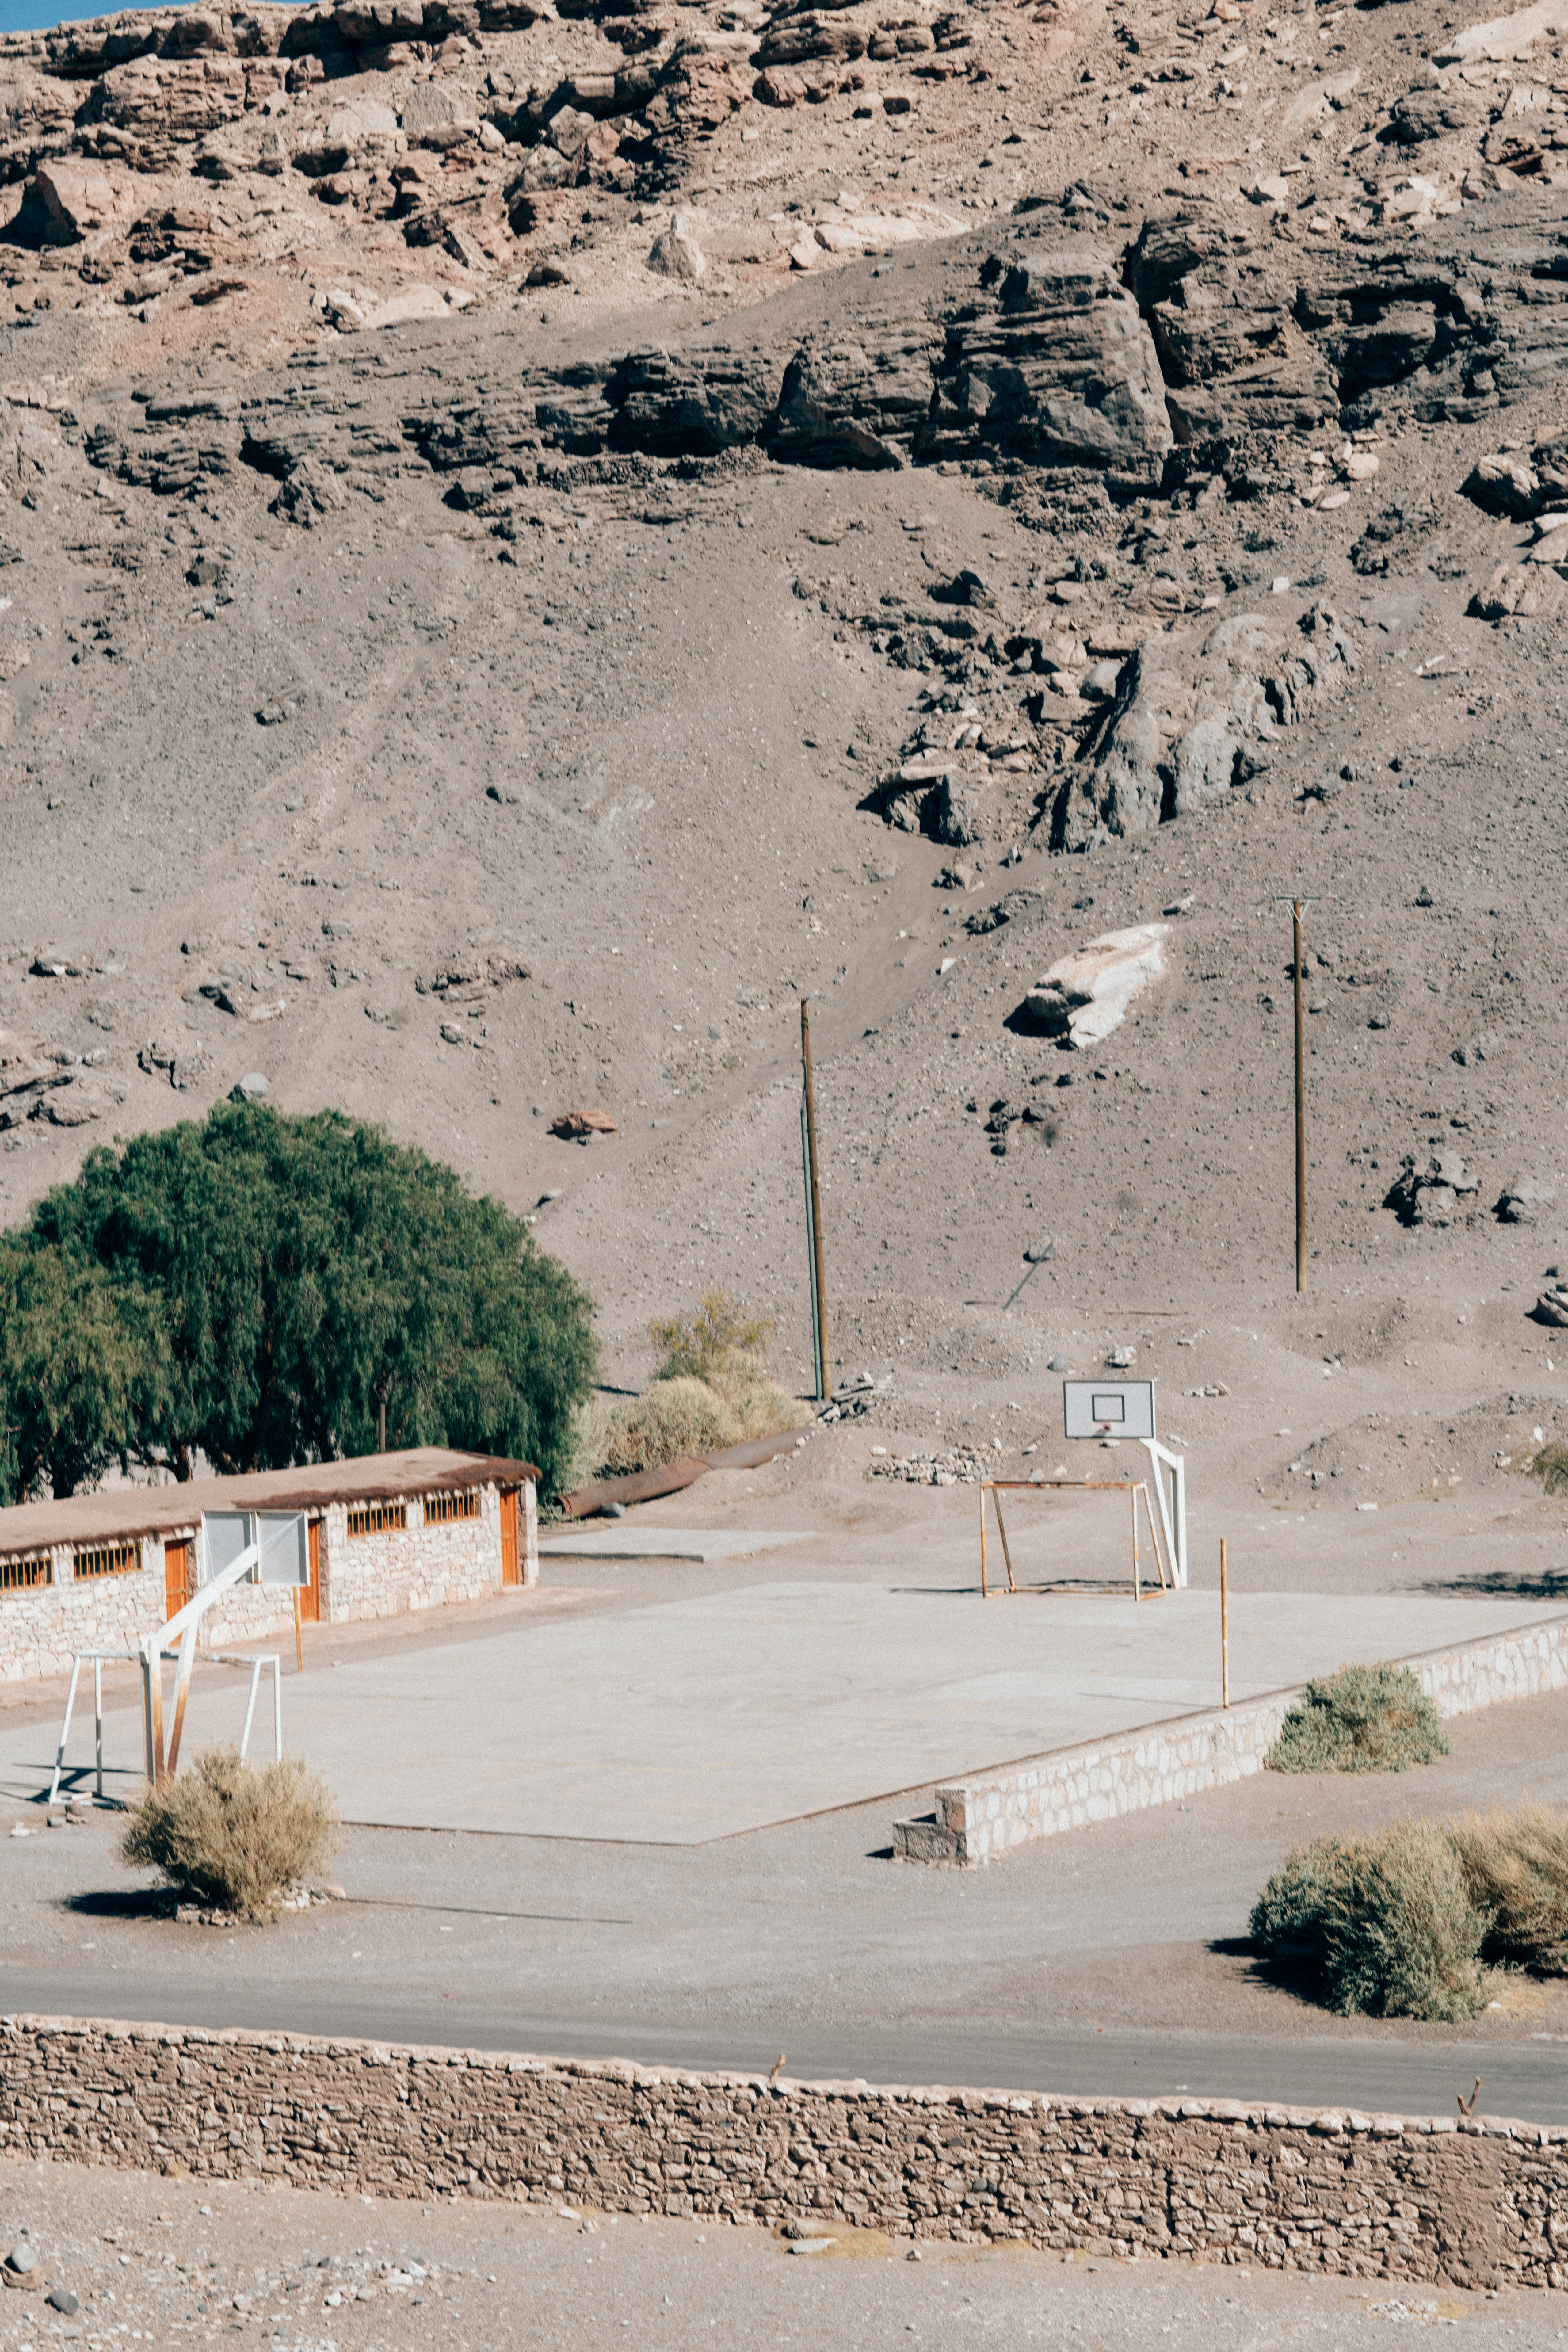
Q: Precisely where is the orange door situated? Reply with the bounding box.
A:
[500,1489,520,1587]
[164,1539,193,1620]
[300,1520,322,1624]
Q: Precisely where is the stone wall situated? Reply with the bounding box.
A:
[896,1614,1568,1865]
[0,1540,162,1685]
[0,2016,1563,2294]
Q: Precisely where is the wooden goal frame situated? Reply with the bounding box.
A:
[979,1478,1174,1602]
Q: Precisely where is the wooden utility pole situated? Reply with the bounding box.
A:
[1293,898,1306,1295]
[800,1000,830,1403]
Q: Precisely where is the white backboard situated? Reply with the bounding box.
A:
[200,1510,254,1586]
[1063,1380,1156,1441]
[200,1509,309,1588]
[256,1512,310,1588]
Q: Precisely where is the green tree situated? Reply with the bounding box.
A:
[0,1240,165,1502]
[25,1104,598,1495]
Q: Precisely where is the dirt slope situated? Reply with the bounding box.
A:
[2,0,1568,1539]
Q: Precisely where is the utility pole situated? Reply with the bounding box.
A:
[800,999,830,1403]
[1293,897,1306,1296]
[1266,893,1332,1295]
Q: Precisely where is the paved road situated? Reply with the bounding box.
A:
[3,1970,1560,2126]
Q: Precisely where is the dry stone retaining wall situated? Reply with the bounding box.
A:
[896,1613,1568,1864]
[1,2017,1564,2294]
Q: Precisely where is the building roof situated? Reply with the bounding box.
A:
[0,1449,540,1559]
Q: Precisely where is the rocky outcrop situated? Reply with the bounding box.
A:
[1047,605,1353,850]
[920,240,1172,486]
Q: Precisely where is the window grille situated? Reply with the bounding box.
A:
[74,1541,138,1581]
[347,1501,407,1539]
[423,1489,479,1525]
[0,1554,50,1595]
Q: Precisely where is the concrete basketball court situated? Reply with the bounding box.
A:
[6,1571,1564,1843]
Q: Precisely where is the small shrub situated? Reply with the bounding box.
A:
[1321,1817,1488,2022]
[1251,1819,1489,2022]
[1249,1832,1361,1977]
[1452,1803,1568,1973]
[123,1747,338,1921]
[1265,1662,1450,1775]
[1526,1442,1568,1498]
[598,1377,739,1475]
[648,1289,775,1385]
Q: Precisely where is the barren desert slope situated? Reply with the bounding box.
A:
[2,0,1568,1564]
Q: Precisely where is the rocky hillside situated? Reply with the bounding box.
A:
[2,0,1566,1482]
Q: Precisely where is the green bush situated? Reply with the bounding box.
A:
[123,1747,339,1922]
[600,1376,739,1475]
[553,1369,808,1494]
[1452,1803,1568,1974]
[648,1289,775,1385]
[1265,1663,1450,1775]
[1322,1817,1488,2021]
[1251,1819,1489,2022]
[1248,1832,1360,1974]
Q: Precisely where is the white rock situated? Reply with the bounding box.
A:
[1023,923,1169,1049]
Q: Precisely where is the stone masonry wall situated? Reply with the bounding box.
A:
[309,1489,503,1628]
[0,1541,164,1685]
[1,2018,1564,2294]
[897,1614,1568,1864]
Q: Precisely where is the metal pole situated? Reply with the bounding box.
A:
[294,1587,304,1674]
[1293,899,1306,1294]
[800,1000,830,1403]
[94,1658,103,1800]
[1220,1537,1230,1709]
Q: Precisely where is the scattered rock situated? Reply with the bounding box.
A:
[1533,1284,1568,1328]
[2,2243,40,2290]
[45,2286,80,2316]
[230,1071,269,1102]
[1384,1155,1478,1227]
[1499,1175,1557,1225]
[550,1106,620,1140]
[647,222,705,280]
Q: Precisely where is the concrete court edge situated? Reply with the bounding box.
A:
[894,1611,1568,1865]
[2,2014,1566,2293]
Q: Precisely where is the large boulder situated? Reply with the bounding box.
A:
[1021,924,1170,1049]
[34,159,136,240]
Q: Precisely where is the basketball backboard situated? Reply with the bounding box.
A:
[1063,1380,1156,1441]
[200,1510,309,1588]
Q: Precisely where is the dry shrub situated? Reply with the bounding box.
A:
[599,1376,738,1474]
[1248,1831,1360,1974]
[1252,1819,1487,2021]
[648,1289,774,1384]
[1452,1803,1568,1973]
[1527,1441,1568,1498]
[1265,1662,1450,1775]
[123,1747,338,1922]
[1322,1817,1488,2021]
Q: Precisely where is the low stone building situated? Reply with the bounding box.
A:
[0,1449,539,1685]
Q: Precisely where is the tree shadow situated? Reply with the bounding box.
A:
[60,1887,178,1922]
[1207,1934,1328,2008]
[1419,1571,1568,1601]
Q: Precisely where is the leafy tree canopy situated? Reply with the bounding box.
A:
[4,1104,597,1500]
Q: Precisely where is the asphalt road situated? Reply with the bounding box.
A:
[2,1970,1560,2128]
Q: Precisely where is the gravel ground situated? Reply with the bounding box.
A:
[2,2150,1567,2352]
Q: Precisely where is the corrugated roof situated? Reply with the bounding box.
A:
[0,1449,539,1559]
